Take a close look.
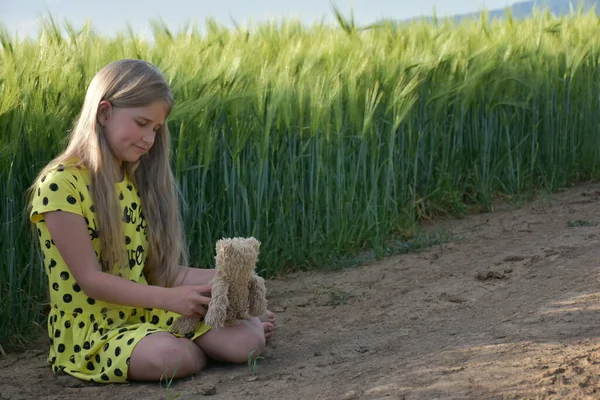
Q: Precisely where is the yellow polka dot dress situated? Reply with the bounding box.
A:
[30,163,210,383]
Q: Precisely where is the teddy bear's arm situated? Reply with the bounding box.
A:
[204,279,229,330]
[248,274,268,316]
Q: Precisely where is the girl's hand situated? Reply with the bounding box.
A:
[164,284,212,318]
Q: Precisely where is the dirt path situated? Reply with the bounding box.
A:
[4,183,600,399]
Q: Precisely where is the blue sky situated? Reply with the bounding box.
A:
[2,0,518,38]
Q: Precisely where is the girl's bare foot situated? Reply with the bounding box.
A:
[259,311,276,339]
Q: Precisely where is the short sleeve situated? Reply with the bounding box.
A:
[30,169,83,224]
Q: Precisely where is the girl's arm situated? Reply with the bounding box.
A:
[44,211,210,316]
[172,266,215,287]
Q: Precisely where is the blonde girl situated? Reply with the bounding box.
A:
[28,59,275,383]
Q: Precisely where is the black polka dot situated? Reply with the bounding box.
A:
[151,315,159,324]
[49,183,58,191]
[49,259,57,268]
[66,195,77,204]
[126,357,131,365]
[63,294,72,303]
[127,184,133,191]
[79,192,85,202]
[103,343,110,351]
[101,307,108,314]
[107,358,112,367]
[74,344,81,353]
[53,315,57,323]
[64,320,71,329]
[57,344,65,353]
[37,188,40,197]
[60,271,69,280]
[90,204,96,213]
[140,316,146,323]
[45,240,51,249]
[86,361,95,371]
[119,311,125,319]
[125,236,131,245]
[74,307,83,314]
[87,297,96,305]
[43,197,49,206]
[127,337,135,345]
[50,356,56,363]
[131,309,137,316]
[101,373,109,381]
[116,334,124,340]
[54,329,61,338]
[107,318,114,325]
[131,202,137,210]
[119,192,124,200]
[93,323,99,332]
[52,282,59,291]
[166,317,173,326]
[115,347,121,357]
[90,314,96,323]
[72,283,81,292]
[95,354,101,363]
[83,341,91,350]
[37,228,42,237]
[114,368,123,377]
[129,259,135,268]
[78,321,85,329]
[69,355,75,363]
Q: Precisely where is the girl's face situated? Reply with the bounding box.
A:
[98,100,168,166]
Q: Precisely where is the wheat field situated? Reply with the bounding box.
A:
[1,8,600,347]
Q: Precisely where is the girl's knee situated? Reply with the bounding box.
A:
[129,333,206,380]
[157,337,204,374]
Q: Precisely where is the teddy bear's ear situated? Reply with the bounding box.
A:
[248,237,261,252]
[216,238,234,255]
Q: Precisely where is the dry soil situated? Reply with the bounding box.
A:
[4,183,600,399]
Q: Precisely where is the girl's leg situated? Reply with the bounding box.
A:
[128,332,207,381]
[194,316,267,364]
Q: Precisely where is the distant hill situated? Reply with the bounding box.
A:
[408,0,598,23]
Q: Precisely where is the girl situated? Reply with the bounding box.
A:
[27,58,275,384]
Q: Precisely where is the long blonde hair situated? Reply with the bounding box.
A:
[28,59,187,287]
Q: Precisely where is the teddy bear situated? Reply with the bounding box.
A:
[170,236,268,336]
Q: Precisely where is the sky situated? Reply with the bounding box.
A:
[2,0,519,39]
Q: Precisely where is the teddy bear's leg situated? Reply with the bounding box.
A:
[170,316,202,336]
[204,280,230,330]
[248,274,268,316]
